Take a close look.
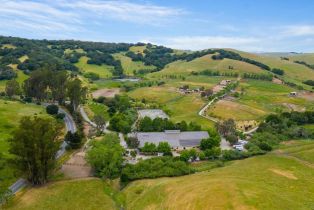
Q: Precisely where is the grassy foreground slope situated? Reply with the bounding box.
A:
[5,179,116,210]
[124,141,314,210]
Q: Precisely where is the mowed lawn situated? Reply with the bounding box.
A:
[5,179,116,210]
[76,56,113,78]
[124,141,314,210]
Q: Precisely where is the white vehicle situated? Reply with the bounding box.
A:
[238,140,248,145]
[233,144,244,151]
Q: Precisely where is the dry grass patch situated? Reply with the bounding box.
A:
[269,168,298,180]
[92,88,120,98]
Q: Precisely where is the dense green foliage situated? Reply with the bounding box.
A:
[86,133,124,179]
[138,117,201,132]
[121,157,194,183]
[245,111,314,153]
[9,117,60,185]
[195,69,239,77]
[303,80,314,86]
[242,73,273,81]
[64,131,82,149]
[0,65,16,80]
[46,104,59,115]
[212,50,271,70]
[140,142,172,155]
[272,68,285,75]
[0,36,135,78]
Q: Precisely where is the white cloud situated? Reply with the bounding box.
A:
[282,25,314,36]
[156,36,260,51]
[0,0,184,36]
[64,0,185,25]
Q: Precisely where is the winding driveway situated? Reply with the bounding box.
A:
[79,106,127,149]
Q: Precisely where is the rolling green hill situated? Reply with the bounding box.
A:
[123,141,314,210]
[5,141,314,210]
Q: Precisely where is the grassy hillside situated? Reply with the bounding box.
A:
[124,141,314,210]
[149,54,263,77]
[288,53,314,65]
[113,53,155,76]
[231,49,314,86]
[5,141,314,210]
[5,179,116,210]
[75,56,113,78]
[0,65,29,91]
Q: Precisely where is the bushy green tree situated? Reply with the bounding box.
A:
[86,133,124,179]
[46,104,59,115]
[141,142,157,153]
[157,142,172,155]
[9,117,60,185]
[64,131,82,149]
[5,79,20,97]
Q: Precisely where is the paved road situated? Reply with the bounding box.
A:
[79,106,127,148]
[8,105,76,194]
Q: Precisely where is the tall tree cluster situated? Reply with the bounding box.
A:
[9,117,60,185]
[22,69,87,109]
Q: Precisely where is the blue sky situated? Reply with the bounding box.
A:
[1,0,314,52]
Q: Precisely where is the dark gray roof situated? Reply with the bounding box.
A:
[137,130,209,148]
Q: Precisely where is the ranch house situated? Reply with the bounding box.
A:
[136,130,209,150]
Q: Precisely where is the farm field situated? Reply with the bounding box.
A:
[76,56,113,79]
[206,80,314,121]
[124,140,314,210]
[5,179,116,210]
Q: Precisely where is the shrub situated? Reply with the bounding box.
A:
[46,104,59,115]
[121,157,194,183]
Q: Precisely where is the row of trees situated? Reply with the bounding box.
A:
[138,117,201,132]
[294,60,314,70]
[242,73,273,81]
[4,69,87,111]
